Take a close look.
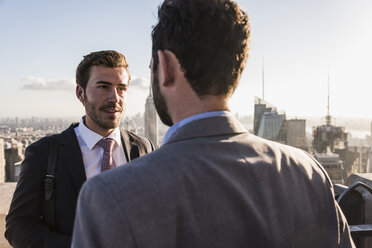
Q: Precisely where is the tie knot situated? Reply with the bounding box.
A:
[97,138,115,152]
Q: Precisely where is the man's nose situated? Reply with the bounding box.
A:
[107,89,121,103]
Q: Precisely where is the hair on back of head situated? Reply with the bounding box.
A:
[151,0,250,97]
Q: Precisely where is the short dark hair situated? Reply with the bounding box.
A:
[76,50,131,90]
[152,0,250,97]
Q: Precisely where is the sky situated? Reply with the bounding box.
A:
[0,0,371,119]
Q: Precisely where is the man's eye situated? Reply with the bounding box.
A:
[118,87,127,92]
[98,85,107,89]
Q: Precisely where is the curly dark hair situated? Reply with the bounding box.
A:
[152,0,250,97]
[76,50,130,90]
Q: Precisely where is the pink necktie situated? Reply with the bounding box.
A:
[97,138,116,172]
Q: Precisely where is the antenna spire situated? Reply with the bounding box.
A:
[262,57,265,101]
[326,70,331,125]
[149,83,152,97]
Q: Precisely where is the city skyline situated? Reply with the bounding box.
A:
[0,0,371,118]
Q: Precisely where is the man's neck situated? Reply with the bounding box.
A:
[170,95,230,124]
[83,116,116,137]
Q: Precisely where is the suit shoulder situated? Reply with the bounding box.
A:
[125,130,147,141]
[254,135,331,181]
[27,134,56,151]
[123,130,154,148]
[27,124,75,151]
[248,133,304,155]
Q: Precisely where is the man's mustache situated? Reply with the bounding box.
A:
[99,102,123,112]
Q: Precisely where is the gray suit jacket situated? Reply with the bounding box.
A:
[72,116,355,248]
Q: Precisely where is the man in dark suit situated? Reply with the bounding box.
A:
[72,1,355,247]
[5,50,154,248]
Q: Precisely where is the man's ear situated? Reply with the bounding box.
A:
[76,85,85,105]
[157,50,180,87]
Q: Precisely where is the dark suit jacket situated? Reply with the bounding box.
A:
[5,123,154,248]
[72,116,355,248]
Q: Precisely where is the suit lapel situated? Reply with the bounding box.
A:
[59,123,87,193]
[121,130,141,161]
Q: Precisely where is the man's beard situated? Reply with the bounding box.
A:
[84,93,123,130]
[152,68,173,127]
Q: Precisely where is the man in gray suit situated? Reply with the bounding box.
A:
[72,0,355,247]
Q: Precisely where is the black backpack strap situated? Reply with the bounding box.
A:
[44,134,59,231]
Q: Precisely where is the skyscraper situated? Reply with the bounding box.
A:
[314,152,344,184]
[145,88,158,147]
[254,97,307,150]
[5,140,24,182]
[0,139,5,182]
[254,97,287,144]
[287,119,307,150]
[312,74,354,183]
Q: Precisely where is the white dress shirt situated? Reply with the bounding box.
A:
[74,118,127,179]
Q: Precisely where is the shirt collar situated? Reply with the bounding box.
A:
[162,111,232,145]
[78,117,122,150]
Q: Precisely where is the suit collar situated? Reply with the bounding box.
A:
[163,111,231,145]
[120,129,139,161]
[165,115,248,145]
[77,117,122,149]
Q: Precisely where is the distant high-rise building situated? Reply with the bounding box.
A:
[254,97,276,135]
[313,125,348,154]
[312,74,360,182]
[257,111,287,143]
[314,152,344,184]
[348,146,371,174]
[0,139,5,182]
[5,140,24,182]
[145,88,158,147]
[312,76,348,166]
[254,97,287,144]
[287,119,307,150]
[13,161,22,181]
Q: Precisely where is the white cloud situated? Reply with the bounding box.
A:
[20,77,75,91]
[130,76,150,92]
[20,75,151,92]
